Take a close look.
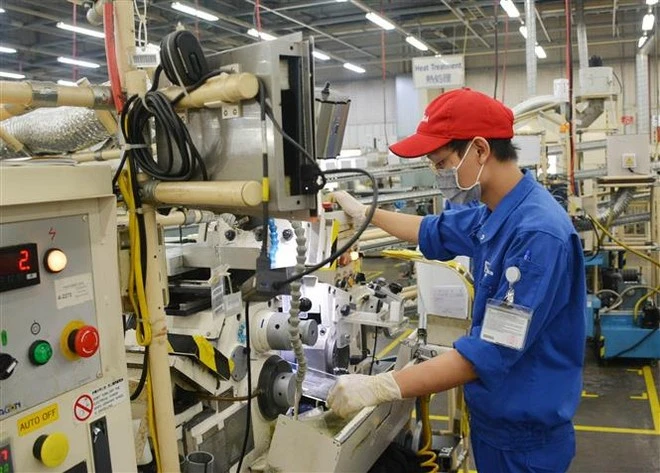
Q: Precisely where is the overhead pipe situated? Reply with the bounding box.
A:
[575,0,589,70]
[142,181,262,209]
[525,0,537,97]
[636,37,653,135]
[0,81,114,110]
[0,107,112,157]
[162,73,260,108]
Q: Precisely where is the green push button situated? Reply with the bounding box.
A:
[29,340,53,366]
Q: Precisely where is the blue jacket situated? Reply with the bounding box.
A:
[418,171,586,449]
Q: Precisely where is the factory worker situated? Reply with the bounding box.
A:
[328,88,586,473]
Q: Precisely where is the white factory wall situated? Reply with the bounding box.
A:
[335,58,660,154]
[331,78,397,152]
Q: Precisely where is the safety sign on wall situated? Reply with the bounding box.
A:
[412,55,465,89]
[72,378,128,423]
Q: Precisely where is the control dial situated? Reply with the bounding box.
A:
[0,353,18,380]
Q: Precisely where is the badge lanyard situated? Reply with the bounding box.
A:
[480,266,533,351]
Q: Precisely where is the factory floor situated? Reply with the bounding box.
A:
[361,256,660,473]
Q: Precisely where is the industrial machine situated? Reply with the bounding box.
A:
[0,165,136,472]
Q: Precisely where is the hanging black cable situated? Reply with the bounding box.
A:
[236,302,253,473]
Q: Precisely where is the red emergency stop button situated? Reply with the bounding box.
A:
[67,326,99,358]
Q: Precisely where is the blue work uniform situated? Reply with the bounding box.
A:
[419,170,586,473]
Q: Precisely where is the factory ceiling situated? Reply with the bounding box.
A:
[0,0,655,85]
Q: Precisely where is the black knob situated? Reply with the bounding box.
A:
[254,228,264,242]
[355,273,366,284]
[299,297,312,312]
[340,304,351,316]
[389,282,403,294]
[282,229,294,241]
[225,229,236,241]
[0,353,18,380]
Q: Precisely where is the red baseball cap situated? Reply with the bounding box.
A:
[389,88,514,158]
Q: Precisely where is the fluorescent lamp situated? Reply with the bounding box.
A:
[335,0,349,2]
[0,46,17,54]
[365,12,395,31]
[406,35,429,51]
[519,25,528,39]
[0,71,26,79]
[535,45,547,59]
[246,28,277,41]
[57,56,100,69]
[57,79,78,86]
[343,62,365,73]
[56,22,105,39]
[0,8,5,13]
[171,2,219,22]
[312,50,331,61]
[499,0,520,18]
[339,149,362,158]
[642,12,655,31]
[638,35,649,48]
[647,0,658,5]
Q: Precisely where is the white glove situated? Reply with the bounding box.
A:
[327,372,402,419]
[332,191,367,228]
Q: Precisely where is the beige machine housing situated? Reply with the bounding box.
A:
[0,165,136,472]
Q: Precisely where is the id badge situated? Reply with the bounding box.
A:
[480,299,533,350]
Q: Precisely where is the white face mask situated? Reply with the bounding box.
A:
[433,139,485,205]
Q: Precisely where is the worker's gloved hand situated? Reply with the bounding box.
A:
[332,191,367,228]
[327,372,402,418]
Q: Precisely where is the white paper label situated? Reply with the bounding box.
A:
[90,378,129,418]
[480,305,530,350]
[54,273,93,309]
[429,285,468,319]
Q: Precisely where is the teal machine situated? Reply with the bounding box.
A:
[585,253,659,360]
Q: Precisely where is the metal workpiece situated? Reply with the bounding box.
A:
[0,80,114,109]
[324,162,428,183]
[164,72,260,108]
[141,179,262,208]
[357,188,442,205]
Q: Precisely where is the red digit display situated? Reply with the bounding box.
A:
[18,250,30,271]
[0,243,40,293]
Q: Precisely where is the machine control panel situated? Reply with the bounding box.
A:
[0,215,101,417]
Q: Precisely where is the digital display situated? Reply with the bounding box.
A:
[0,243,40,293]
[0,443,14,473]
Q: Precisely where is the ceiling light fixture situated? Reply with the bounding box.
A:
[171,2,219,22]
[638,35,649,48]
[405,36,429,51]
[57,79,78,86]
[343,62,366,73]
[365,12,395,31]
[0,8,5,13]
[535,45,547,59]
[57,56,101,69]
[499,0,520,18]
[519,25,528,38]
[312,50,331,61]
[56,22,105,39]
[0,71,26,79]
[642,12,655,31]
[647,0,658,5]
[246,28,277,41]
[0,46,17,54]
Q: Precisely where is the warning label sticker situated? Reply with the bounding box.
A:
[90,378,129,417]
[73,394,94,422]
[17,403,58,436]
[54,273,94,309]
